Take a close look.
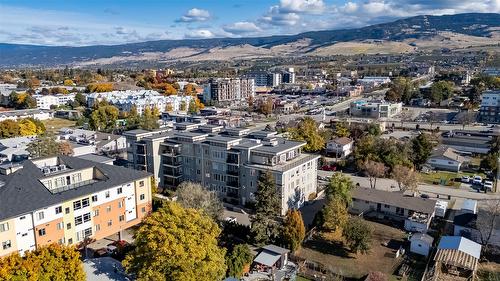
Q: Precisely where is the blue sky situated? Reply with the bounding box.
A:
[0,0,498,46]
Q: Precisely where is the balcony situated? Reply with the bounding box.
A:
[227,153,239,164]
[227,168,239,176]
[162,158,182,167]
[164,167,183,178]
[226,180,239,188]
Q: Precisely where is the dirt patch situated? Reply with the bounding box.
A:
[295,220,406,279]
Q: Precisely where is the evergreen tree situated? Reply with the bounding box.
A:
[343,217,373,254]
[225,244,253,278]
[251,171,281,246]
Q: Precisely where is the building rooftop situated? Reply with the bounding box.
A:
[351,188,437,214]
[436,236,481,268]
[252,138,304,155]
[410,233,434,244]
[0,155,150,221]
[431,145,465,163]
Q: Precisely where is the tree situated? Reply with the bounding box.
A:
[411,133,435,169]
[281,209,306,252]
[0,244,85,281]
[477,199,500,249]
[429,81,454,103]
[334,122,350,137]
[0,119,20,138]
[322,197,348,232]
[73,92,86,107]
[175,181,223,221]
[164,83,177,95]
[391,165,419,192]
[126,105,140,130]
[366,271,388,281]
[251,171,281,246]
[63,79,75,86]
[226,244,253,278]
[89,105,119,132]
[58,141,74,156]
[165,103,174,112]
[457,111,476,130]
[260,97,274,116]
[361,160,386,189]
[86,83,113,93]
[18,119,37,136]
[180,101,187,111]
[343,217,372,254]
[289,117,325,152]
[326,172,354,204]
[184,83,197,96]
[27,134,60,158]
[140,107,159,130]
[188,99,198,114]
[123,202,226,281]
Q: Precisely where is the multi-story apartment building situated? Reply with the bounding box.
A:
[86,90,192,115]
[245,71,282,87]
[33,94,76,110]
[204,78,255,104]
[124,126,319,215]
[0,155,152,257]
[479,90,499,124]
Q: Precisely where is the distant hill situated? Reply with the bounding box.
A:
[0,13,499,68]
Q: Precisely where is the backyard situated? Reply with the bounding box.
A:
[295,220,406,279]
[419,170,485,188]
[42,118,77,133]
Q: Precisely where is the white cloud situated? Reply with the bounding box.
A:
[185,29,215,39]
[178,8,211,22]
[261,6,301,26]
[280,0,326,14]
[223,22,261,34]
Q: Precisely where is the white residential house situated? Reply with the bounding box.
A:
[410,233,434,257]
[326,137,353,158]
[426,146,465,172]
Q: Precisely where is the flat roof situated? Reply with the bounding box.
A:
[252,139,304,155]
[352,187,437,214]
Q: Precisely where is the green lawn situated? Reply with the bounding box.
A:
[419,171,486,188]
[296,276,312,281]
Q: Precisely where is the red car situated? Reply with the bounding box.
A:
[321,165,337,171]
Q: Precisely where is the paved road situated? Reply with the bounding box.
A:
[317,170,500,204]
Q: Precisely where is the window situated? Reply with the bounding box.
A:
[95,224,100,232]
[65,207,70,214]
[141,207,146,213]
[139,180,144,187]
[19,216,25,220]
[55,206,62,214]
[81,198,90,208]
[117,187,123,194]
[119,215,125,222]
[83,213,91,223]
[73,200,82,210]
[93,210,99,217]
[2,240,11,250]
[107,220,112,227]
[56,222,64,230]
[75,216,83,226]
[118,201,123,208]
[105,191,110,198]
[92,195,98,202]
[38,228,46,236]
[68,238,73,245]
[58,238,65,245]
[37,211,44,220]
[0,222,9,233]
[66,223,71,230]
[106,206,111,213]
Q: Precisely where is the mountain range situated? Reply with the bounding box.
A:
[0,13,499,68]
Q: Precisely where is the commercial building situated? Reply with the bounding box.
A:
[204,78,255,105]
[33,94,76,110]
[244,71,282,87]
[349,100,402,118]
[124,127,319,215]
[0,155,152,257]
[86,90,192,115]
[478,90,499,124]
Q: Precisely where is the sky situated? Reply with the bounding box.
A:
[0,0,499,46]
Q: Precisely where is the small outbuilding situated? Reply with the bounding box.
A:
[253,245,290,271]
[409,233,434,257]
[434,236,482,280]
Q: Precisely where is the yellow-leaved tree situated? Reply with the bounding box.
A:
[123,201,227,281]
[0,244,85,281]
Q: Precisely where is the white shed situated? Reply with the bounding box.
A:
[410,233,434,257]
[435,200,448,218]
[461,199,477,214]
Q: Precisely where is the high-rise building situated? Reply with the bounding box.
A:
[0,156,152,257]
[204,78,255,104]
[245,71,282,87]
[479,90,500,124]
[124,126,319,215]
[282,68,296,84]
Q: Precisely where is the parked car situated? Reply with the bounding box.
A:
[420,194,430,199]
[483,180,493,191]
[472,176,483,185]
[461,176,470,183]
[321,165,337,171]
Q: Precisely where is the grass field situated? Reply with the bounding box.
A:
[42,118,77,133]
[295,220,406,279]
[419,171,485,188]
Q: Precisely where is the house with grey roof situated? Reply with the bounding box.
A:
[350,188,437,232]
[426,145,465,172]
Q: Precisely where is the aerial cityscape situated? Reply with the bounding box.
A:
[0,0,499,280]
